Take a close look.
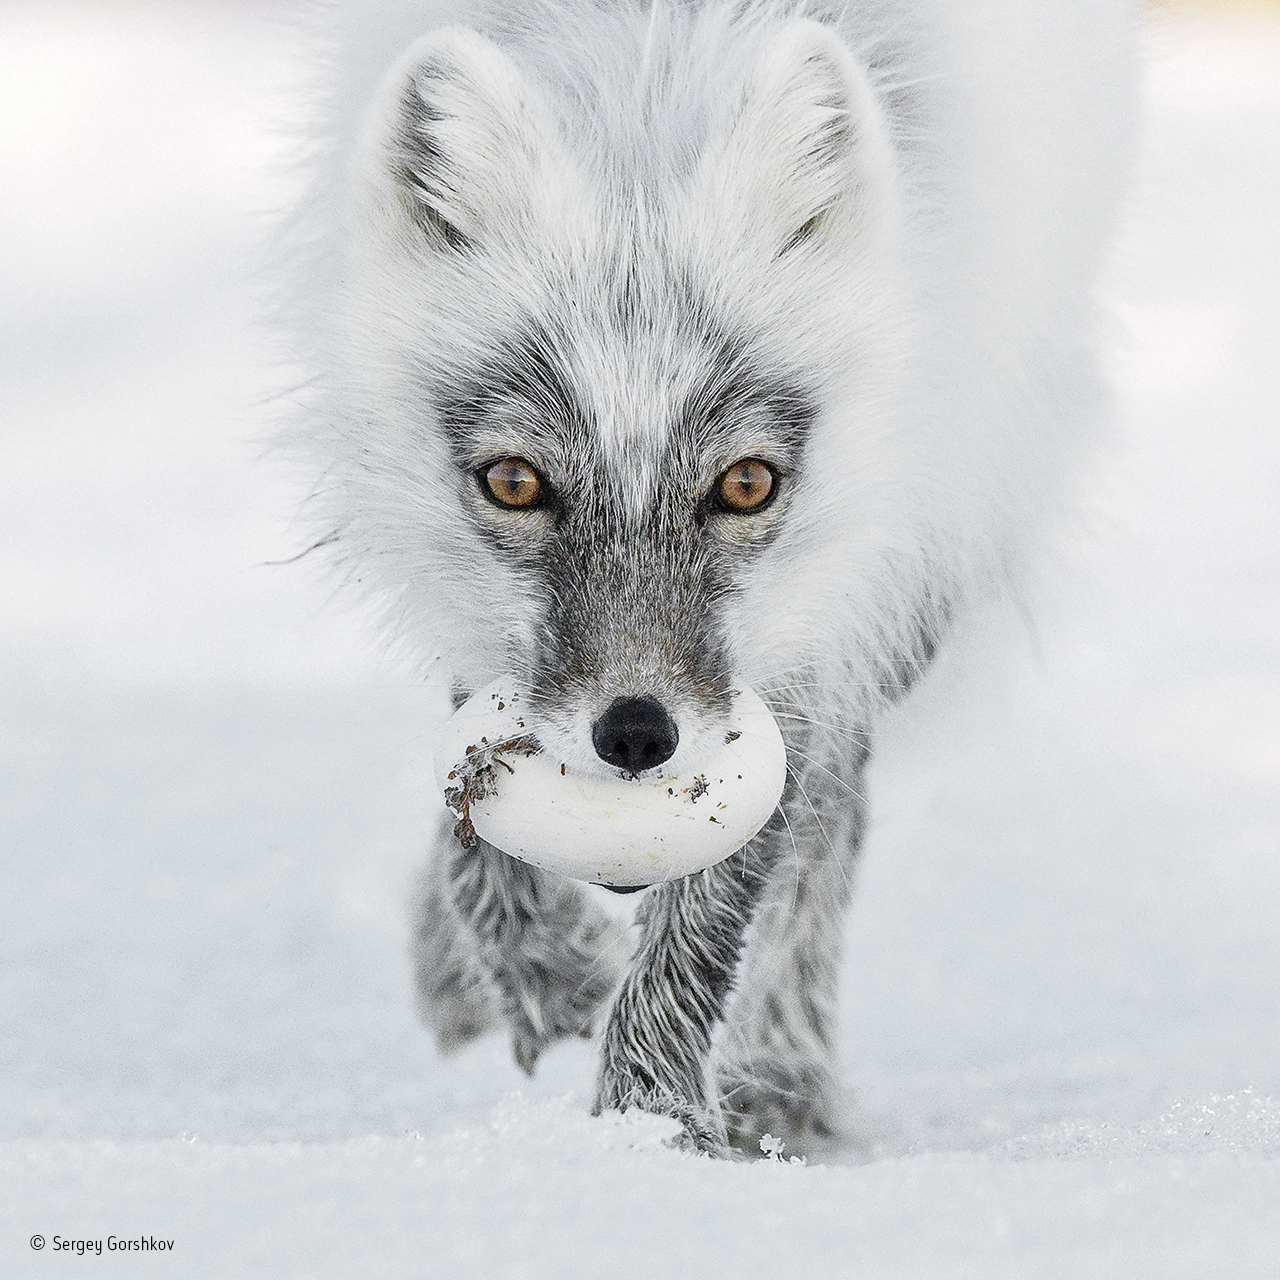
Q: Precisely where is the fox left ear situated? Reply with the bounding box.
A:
[698,21,898,256]
[356,27,578,252]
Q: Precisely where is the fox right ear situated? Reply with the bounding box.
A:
[358,28,573,251]
[697,21,898,257]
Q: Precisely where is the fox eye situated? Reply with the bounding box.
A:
[482,457,543,508]
[715,459,776,513]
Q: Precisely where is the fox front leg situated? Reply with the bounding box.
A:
[416,830,629,1072]
[592,835,776,1155]
[718,748,868,1157]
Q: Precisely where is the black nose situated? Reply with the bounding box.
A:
[591,697,679,772]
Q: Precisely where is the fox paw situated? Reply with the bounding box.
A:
[719,1064,846,1159]
[593,1073,730,1158]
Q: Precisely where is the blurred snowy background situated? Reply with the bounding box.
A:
[1,1,1278,1275]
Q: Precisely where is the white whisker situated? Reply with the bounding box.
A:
[774,790,803,914]
[766,706,872,747]
[784,762,852,897]
[784,744,869,807]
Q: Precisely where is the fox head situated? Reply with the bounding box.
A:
[331,13,911,775]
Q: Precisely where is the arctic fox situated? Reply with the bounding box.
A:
[288,0,1135,1155]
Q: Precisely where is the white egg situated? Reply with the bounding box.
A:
[434,681,788,886]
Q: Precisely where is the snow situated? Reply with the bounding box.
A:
[2,2,1278,1275]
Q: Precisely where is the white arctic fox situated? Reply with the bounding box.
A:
[287,0,1135,1154]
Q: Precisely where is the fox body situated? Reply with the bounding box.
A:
[291,0,1135,1153]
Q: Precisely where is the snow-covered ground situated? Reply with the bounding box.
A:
[2,2,1278,1275]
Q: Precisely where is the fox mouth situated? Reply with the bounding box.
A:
[434,678,787,887]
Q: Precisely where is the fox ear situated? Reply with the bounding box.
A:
[700,21,897,255]
[360,28,572,251]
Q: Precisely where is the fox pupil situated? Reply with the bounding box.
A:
[484,458,541,507]
[718,459,774,511]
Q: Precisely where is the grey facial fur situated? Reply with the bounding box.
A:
[436,296,816,777]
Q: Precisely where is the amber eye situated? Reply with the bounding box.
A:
[482,457,543,508]
[716,459,776,513]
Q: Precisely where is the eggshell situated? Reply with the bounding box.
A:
[434,680,787,886]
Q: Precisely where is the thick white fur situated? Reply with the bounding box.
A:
[290,0,1135,738]
[285,0,1135,1152]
